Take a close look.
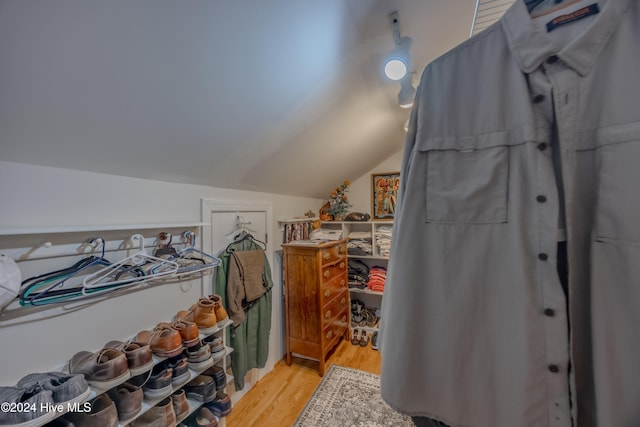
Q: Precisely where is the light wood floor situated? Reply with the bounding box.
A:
[226,337,381,427]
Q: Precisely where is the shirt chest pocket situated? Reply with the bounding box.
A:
[595,124,640,243]
[418,136,510,224]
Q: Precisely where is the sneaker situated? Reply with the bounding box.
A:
[203,391,232,418]
[203,335,225,355]
[371,331,379,351]
[185,342,213,370]
[359,330,370,347]
[202,366,226,391]
[0,385,56,426]
[16,371,90,407]
[163,354,191,387]
[184,375,216,403]
[141,364,173,400]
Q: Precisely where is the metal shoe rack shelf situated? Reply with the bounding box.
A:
[0,222,234,427]
[118,320,234,427]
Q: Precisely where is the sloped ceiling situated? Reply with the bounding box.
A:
[0,0,474,198]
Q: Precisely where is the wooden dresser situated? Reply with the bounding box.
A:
[282,238,349,376]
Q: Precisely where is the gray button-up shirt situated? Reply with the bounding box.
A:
[379,0,639,426]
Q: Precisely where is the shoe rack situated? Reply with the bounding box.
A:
[0,223,234,426]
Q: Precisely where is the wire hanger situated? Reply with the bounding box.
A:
[225,214,257,238]
[82,234,179,293]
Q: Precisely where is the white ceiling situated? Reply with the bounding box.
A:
[0,0,476,198]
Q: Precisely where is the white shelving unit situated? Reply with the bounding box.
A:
[317,221,392,343]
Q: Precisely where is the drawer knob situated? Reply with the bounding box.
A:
[324,271,330,278]
[325,310,332,319]
[326,330,333,339]
[323,253,330,260]
[324,289,331,298]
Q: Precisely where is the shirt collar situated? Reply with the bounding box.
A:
[501,0,632,76]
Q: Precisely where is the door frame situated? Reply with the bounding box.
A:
[200,198,274,291]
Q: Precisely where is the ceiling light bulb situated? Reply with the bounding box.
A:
[384,59,408,81]
[383,36,412,81]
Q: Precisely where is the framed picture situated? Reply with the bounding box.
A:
[371,172,400,221]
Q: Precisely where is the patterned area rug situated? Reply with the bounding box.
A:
[294,365,413,426]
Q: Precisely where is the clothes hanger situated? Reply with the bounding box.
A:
[225,215,258,238]
[82,234,179,293]
[176,231,221,274]
[20,238,147,306]
[150,231,220,276]
[153,232,180,258]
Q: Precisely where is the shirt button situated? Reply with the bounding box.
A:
[537,143,547,151]
[536,195,547,203]
[544,308,555,317]
[538,253,549,261]
[547,55,559,64]
[532,94,545,103]
[548,364,560,373]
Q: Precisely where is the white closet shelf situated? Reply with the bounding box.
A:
[278,218,318,224]
[0,222,209,236]
[349,288,383,296]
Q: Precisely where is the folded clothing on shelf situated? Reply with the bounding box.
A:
[310,228,343,241]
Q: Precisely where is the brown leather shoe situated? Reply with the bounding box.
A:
[179,298,217,334]
[104,340,153,376]
[135,326,183,358]
[171,389,189,422]
[207,295,229,325]
[69,348,130,390]
[66,393,119,427]
[158,320,199,348]
[195,407,219,427]
[107,382,143,421]
[132,396,176,427]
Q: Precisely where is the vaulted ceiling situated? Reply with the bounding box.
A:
[0,0,476,198]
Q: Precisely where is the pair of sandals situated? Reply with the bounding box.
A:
[350,328,370,347]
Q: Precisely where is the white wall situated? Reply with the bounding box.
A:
[0,161,321,386]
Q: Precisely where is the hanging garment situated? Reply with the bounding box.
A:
[379,1,640,426]
[227,250,267,324]
[215,234,273,391]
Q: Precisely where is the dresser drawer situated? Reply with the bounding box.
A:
[319,278,347,304]
[320,243,347,265]
[321,259,347,284]
[321,290,349,325]
[322,306,348,351]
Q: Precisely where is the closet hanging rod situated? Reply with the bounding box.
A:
[0,222,208,236]
[14,237,193,263]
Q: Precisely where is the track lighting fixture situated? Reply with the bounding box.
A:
[384,12,416,108]
[398,75,416,108]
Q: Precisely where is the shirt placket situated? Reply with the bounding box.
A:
[530,57,574,427]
